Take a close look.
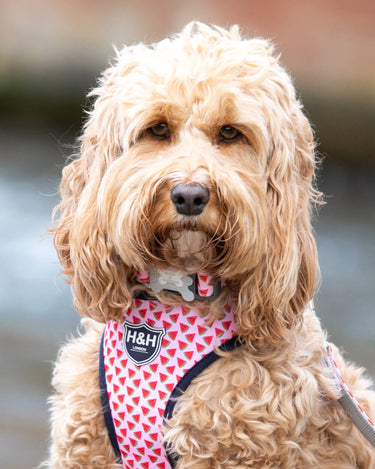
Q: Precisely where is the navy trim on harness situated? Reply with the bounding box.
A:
[99,332,122,463]
[100,329,241,468]
[164,335,241,467]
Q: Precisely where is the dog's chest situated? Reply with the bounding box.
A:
[101,299,237,468]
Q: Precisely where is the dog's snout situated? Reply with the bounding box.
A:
[171,183,210,216]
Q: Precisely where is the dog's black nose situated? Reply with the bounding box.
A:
[171,183,210,216]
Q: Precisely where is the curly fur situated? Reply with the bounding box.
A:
[44,22,375,468]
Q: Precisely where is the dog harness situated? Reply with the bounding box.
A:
[99,297,238,468]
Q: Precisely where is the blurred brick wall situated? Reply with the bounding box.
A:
[1,0,374,95]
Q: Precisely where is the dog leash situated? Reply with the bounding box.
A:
[325,343,375,447]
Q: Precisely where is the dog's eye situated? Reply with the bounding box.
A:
[219,126,241,142]
[147,123,170,140]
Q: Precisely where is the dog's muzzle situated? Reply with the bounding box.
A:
[171,183,210,216]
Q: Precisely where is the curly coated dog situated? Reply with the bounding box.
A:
[44,22,375,468]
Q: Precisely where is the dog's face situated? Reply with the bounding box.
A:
[53,23,320,346]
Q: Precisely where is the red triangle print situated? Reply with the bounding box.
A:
[116,347,123,359]
[184,351,194,360]
[141,463,149,469]
[177,358,187,368]
[149,363,158,373]
[162,338,170,348]
[223,320,231,330]
[128,421,135,431]
[118,394,125,403]
[120,377,126,386]
[200,289,208,296]
[143,370,151,380]
[109,357,115,366]
[187,316,197,326]
[148,416,157,426]
[166,365,175,375]
[157,463,166,469]
[149,301,157,310]
[149,381,157,390]
[133,379,141,388]
[113,384,119,394]
[109,330,114,339]
[145,438,153,447]
[115,366,121,376]
[150,435,159,444]
[200,274,208,282]
[215,327,224,337]
[160,355,169,365]
[181,306,190,315]
[158,390,167,400]
[134,430,142,439]
[168,330,178,340]
[128,369,136,378]
[142,423,151,433]
[165,383,175,392]
[167,348,177,358]
[113,418,121,428]
[196,343,205,353]
[198,325,206,335]
[163,321,172,330]
[141,406,150,416]
[186,333,195,343]
[170,313,179,323]
[203,336,213,346]
[120,428,127,437]
[134,299,142,308]
[126,404,134,414]
[148,398,156,408]
[132,396,140,406]
[179,323,189,333]
[132,414,140,423]
[178,340,188,350]
[139,308,147,318]
[159,373,168,382]
[142,388,150,398]
[153,311,163,321]
[118,412,126,421]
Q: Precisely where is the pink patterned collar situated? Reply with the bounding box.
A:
[136,269,225,301]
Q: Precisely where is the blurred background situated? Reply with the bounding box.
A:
[0,0,374,467]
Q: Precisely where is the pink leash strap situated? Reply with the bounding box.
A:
[325,343,375,447]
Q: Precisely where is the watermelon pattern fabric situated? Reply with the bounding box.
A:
[102,299,237,469]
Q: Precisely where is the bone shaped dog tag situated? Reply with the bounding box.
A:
[149,269,195,302]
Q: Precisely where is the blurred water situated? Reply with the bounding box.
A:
[0,127,374,468]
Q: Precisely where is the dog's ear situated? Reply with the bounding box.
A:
[238,86,320,348]
[50,85,132,322]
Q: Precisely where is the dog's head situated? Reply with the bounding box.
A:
[52,22,320,347]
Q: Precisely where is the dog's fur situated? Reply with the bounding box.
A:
[45,22,375,468]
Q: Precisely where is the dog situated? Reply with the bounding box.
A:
[45,22,375,468]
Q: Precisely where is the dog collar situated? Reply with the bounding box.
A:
[136,269,222,302]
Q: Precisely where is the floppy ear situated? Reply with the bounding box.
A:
[237,82,321,348]
[51,81,132,322]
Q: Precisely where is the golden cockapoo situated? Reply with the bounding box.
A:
[45,22,375,468]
